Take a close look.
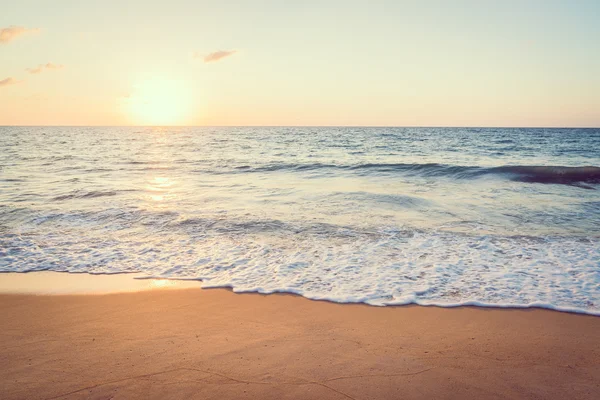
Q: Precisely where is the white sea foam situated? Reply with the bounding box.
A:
[2,227,599,315]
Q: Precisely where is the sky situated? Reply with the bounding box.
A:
[1,0,599,127]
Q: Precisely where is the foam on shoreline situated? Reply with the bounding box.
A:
[2,271,598,317]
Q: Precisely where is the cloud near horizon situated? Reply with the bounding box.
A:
[0,26,40,44]
[196,50,237,63]
[26,63,65,74]
[0,77,20,87]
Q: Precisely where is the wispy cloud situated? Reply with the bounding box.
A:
[45,62,63,69]
[25,66,43,74]
[194,50,237,63]
[26,63,65,74]
[0,26,40,44]
[0,77,20,87]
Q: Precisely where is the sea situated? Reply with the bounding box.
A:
[1,127,599,314]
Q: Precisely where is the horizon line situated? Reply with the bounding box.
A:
[1,125,599,129]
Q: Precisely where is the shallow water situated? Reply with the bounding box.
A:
[1,127,599,313]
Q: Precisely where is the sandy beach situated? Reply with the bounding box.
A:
[1,284,599,400]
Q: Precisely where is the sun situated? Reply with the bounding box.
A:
[124,78,195,126]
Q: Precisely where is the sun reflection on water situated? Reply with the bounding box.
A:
[149,279,175,289]
[145,175,176,204]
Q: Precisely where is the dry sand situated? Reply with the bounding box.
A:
[1,287,599,400]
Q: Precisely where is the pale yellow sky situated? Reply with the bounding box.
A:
[1,1,599,127]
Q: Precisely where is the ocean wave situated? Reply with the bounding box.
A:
[52,190,122,201]
[225,162,600,186]
[491,165,600,185]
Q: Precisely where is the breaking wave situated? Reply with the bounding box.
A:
[225,163,600,186]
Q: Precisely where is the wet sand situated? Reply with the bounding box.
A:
[1,286,599,399]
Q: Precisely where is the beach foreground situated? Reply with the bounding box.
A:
[1,288,599,400]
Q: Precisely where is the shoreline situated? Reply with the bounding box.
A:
[1,271,598,317]
[0,271,201,295]
[1,278,599,399]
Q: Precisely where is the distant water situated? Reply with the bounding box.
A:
[1,127,599,314]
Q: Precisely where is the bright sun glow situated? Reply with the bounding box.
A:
[124,79,195,126]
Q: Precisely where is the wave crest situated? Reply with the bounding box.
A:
[228,162,600,186]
